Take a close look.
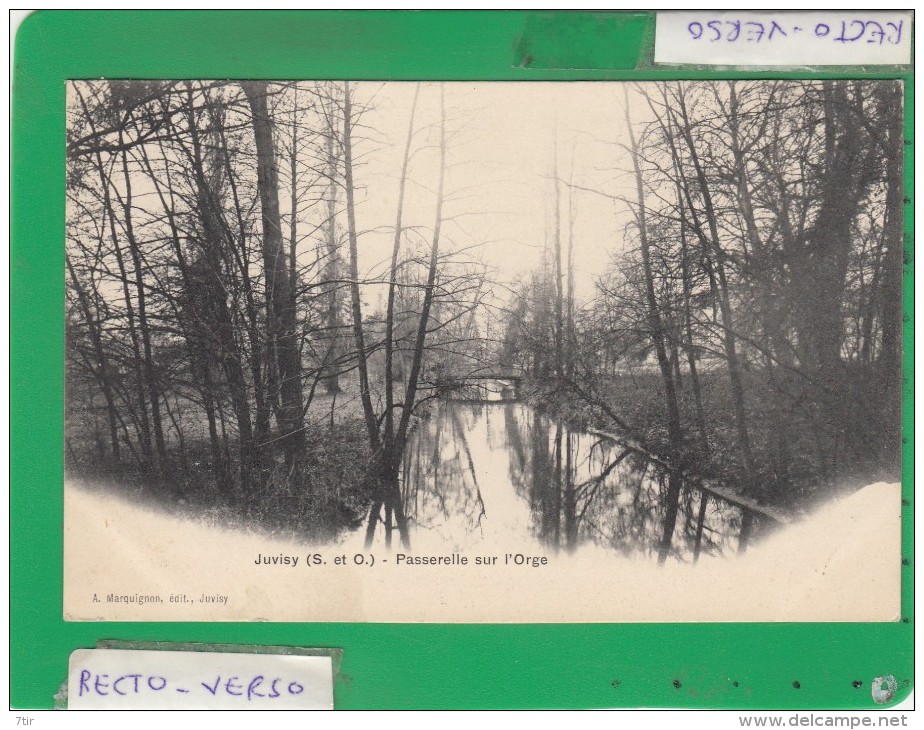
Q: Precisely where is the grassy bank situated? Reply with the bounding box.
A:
[520,368,898,515]
[65,416,375,543]
[64,376,443,541]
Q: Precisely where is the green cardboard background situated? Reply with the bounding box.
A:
[10,10,914,709]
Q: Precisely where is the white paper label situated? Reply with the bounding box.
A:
[68,649,333,710]
[655,11,912,66]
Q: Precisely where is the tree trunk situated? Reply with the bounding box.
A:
[877,81,904,469]
[242,81,305,465]
[395,85,447,458]
[96,149,152,465]
[115,129,166,467]
[66,254,121,460]
[321,106,342,394]
[674,179,709,456]
[383,84,420,448]
[213,122,271,445]
[624,87,685,565]
[186,88,256,489]
[799,82,862,377]
[673,87,756,486]
[341,81,382,452]
[552,136,565,379]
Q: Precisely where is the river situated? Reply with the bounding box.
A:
[391,384,773,565]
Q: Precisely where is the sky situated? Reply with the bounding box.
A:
[66,80,651,320]
[345,82,643,309]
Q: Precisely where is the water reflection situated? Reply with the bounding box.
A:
[399,401,772,564]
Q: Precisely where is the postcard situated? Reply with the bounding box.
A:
[63,80,902,622]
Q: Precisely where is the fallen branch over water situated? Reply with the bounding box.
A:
[585,427,791,525]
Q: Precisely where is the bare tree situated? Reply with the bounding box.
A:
[242,81,306,466]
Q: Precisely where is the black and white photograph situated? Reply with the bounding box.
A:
[64,79,902,622]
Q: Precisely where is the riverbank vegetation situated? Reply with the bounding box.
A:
[66,80,903,555]
[501,81,903,520]
[66,81,484,543]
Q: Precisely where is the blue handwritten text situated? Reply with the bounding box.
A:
[686,19,904,46]
[77,670,306,702]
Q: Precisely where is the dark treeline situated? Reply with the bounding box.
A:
[500,80,903,538]
[66,79,903,557]
[65,80,487,542]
